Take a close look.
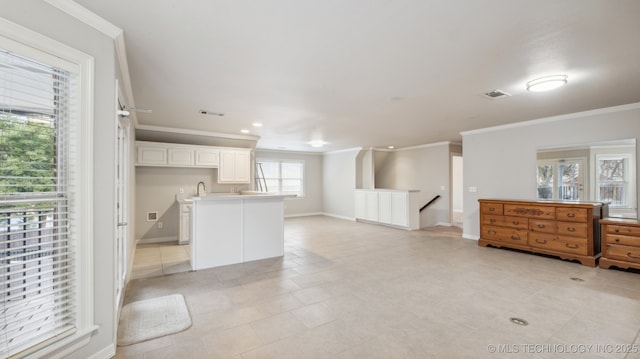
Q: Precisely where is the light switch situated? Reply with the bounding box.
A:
[468,186,477,193]
[440,185,445,191]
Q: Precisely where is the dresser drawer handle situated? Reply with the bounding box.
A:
[566,213,576,218]
[535,239,547,244]
[537,224,545,228]
[489,208,495,212]
[614,238,620,243]
[565,243,579,249]
[615,228,620,233]
[490,219,496,223]
[488,230,496,235]
[512,221,520,225]
[566,228,576,232]
[510,235,521,240]
[628,252,640,259]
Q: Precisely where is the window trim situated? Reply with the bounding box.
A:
[256,159,305,199]
[1,17,97,358]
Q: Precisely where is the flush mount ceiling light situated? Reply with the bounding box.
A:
[240,129,250,134]
[307,140,328,148]
[388,146,395,149]
[526,74,568,92]
[252,122,263,127]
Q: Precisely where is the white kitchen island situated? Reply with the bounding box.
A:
[190,193,295,271]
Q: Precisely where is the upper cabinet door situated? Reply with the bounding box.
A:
[137,145,167,166]
[195,148,219,167]
[219,150,251,183]
[167,147,194,166]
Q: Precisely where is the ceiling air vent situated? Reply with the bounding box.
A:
[483,89,511,99]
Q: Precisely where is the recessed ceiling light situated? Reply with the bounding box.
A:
[526,74,568,92]
[307,140,328,148]
[240,129,250,134]
[388,146,395,149]
[252,122,263,127]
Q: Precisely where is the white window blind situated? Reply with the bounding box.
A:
[0,48,76,357]
[258,160,304,197]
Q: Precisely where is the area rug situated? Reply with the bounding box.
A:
[117,294,192,346]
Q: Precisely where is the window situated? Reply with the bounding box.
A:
[1,22,94,358]
[596,155,631,207]
[257,160,304,197]
[536,158,585,201]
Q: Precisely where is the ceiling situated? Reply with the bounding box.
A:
[74,0,640,152]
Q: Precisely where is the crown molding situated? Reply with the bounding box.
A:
[460,102,640,137]
[323,147,363,155]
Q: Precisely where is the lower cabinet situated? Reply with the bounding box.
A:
[178,202,191,244]
[354,189,420,230]
[478,199,606,267]
[599,218,640,271]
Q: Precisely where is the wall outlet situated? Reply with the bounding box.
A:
[157,221,163,229]
[179,187,184,194]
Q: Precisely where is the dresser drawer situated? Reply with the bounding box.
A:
[483,215,528,229]
[556,208,588,222]
[529,232,555,248]
[606,225,640,237]
[529,233,588,255]
[605,234,640,247]
[481,203,503,215]
[504,204,555,220]
[605,244,640,264]
[556,221,588,238]
[529,220,556,234]
[483,225,528,245]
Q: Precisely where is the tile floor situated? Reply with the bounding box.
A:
[131,242,191,279]
[118,216,640,359]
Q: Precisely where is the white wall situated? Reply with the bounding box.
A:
[135,167,247,241]
[375,143,457,227]
[255,150,323,217]
[462,103,640,239]
[322,149,360,219]
[1,0,119,357]
[452,155,463,212]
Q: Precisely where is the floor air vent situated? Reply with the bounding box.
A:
[483,89,511,99]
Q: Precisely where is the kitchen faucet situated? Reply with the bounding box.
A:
[197,181,206,197]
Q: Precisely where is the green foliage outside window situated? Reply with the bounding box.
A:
[0,114,56,194]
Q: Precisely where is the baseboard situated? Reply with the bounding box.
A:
[87,343,116,359]
[321,212,356,221]
[137,236,178,244]
[463,233,480,240]
[285,212,324,218]
[435,222,452,227]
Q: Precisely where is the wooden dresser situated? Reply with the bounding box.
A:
[599,218,640,271]
[478,199,607,267]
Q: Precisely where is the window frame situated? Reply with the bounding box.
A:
[0,17,96,358]
[256,159,305,198]
[595,153,634,209]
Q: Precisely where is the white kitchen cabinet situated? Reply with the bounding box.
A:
[195,148,219,167]
[365,191,379,221]
[168,146,194,166]
[136,141,249,173]
[378,191,392,224]
[178,202,191,244]
[391,192,408,227]
[219,149,251,183]
[354,189,420,230]
[137,144,167,165]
